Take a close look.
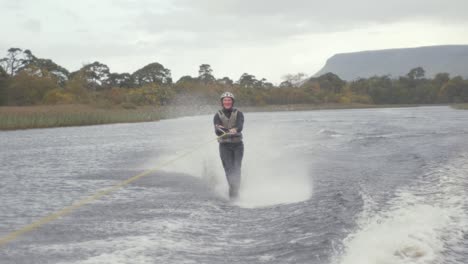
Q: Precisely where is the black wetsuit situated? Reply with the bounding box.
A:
[213,108,244,199]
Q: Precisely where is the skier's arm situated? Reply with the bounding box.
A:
[213,113,227,136]
[234,111,244,133]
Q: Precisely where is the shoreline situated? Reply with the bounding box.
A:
[451,103,468,109]
[0,103,455,131]
[242,103,448,112]
[0,104,161,131]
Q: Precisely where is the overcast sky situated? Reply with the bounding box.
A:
[1,0,468,83]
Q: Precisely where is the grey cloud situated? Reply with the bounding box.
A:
[1,0,27,10]
[3,0,467,83]
[132,9,320,46]
[132,0,468,35]
[22,19,41,33]
[62,8,82,22]
[173,0,468,23]
[121,0,468,48]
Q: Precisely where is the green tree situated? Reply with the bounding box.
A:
[174,75,198,94]
[43,88,75,104]
[367,75,393,104]
[73,61,111,91]
[65,71,90,103]
[3,49,71,86]
[5,69,59,105]
[305,72,345,94]
[439,76,468,103]
[217,77,233,86]
[26,57,70,86]
[433,73,450,86]
[108,73,133,88]
[282,72,308,87]
[317,72,345,93]
[198,64,215,83]
[0,65,6,76]
[132,62,172,86]
[237,73,257,88]
[258,78,274,89]
[350,78,371,95]
[407,67,425,80]
[0,48,30,75]
[127,83,175,106]
[279,80,293,88]
[0,66,8,105]
[395,67,428,103]
[412,81,437,104]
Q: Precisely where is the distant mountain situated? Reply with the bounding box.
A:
[314,45,468,80]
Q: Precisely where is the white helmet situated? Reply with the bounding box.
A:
[220,92,235,101]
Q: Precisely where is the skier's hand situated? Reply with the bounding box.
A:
[216,125,228,133]
[229,128,237,134]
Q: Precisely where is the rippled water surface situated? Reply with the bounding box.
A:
[1,106,467,264]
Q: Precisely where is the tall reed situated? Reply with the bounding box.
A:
[0,105,161,130]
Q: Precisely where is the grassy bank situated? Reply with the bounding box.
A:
[451,103,468,109]
[0,103,451,130]
[0,104,161,130]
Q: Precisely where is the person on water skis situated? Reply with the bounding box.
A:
[214,92,244,200]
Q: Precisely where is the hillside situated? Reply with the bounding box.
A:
[314,45,468,80]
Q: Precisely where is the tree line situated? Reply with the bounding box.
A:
[1,47,468,108]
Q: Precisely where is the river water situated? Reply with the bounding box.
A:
[0,106,467,264]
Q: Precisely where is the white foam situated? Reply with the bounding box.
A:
[335,157,468,264]
[234,151,312,208]
[152,115,313,208]
[259,254,276,262]
[40,218,201,264]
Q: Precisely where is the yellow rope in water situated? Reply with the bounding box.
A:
[0,132,228,247]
